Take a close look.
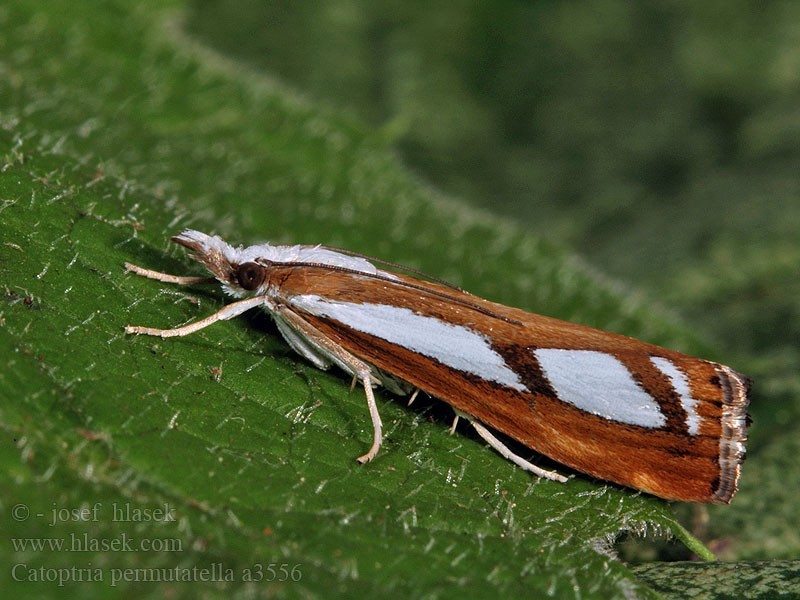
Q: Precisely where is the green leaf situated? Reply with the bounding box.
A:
[632,560,800,599]
[0,1,741,598]
[0,97,674,600]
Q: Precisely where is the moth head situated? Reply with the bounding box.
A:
[171,230,272,297]
[171,229,238,283]
[170,230,277,299]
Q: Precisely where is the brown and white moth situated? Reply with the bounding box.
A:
[125,230,750,503]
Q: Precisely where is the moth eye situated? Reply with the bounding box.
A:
[236,262,265,291]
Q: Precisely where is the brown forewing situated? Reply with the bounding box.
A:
[272,267,748,503]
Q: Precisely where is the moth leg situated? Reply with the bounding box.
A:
[125,262,216,285]
[279,307,383,464]
[407,388,420,406]
[449,414,460,435]
[125,296,267,338]
[457,410,568,483]
[357,376,383,464]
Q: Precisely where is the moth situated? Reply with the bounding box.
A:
[125,230,750,503]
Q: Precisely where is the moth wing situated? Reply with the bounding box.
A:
[279,271,748,503]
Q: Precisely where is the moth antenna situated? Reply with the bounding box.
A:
[318,246,463,291]
[259,260,522,326]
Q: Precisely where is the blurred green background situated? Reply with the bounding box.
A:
[2,0,799,598]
